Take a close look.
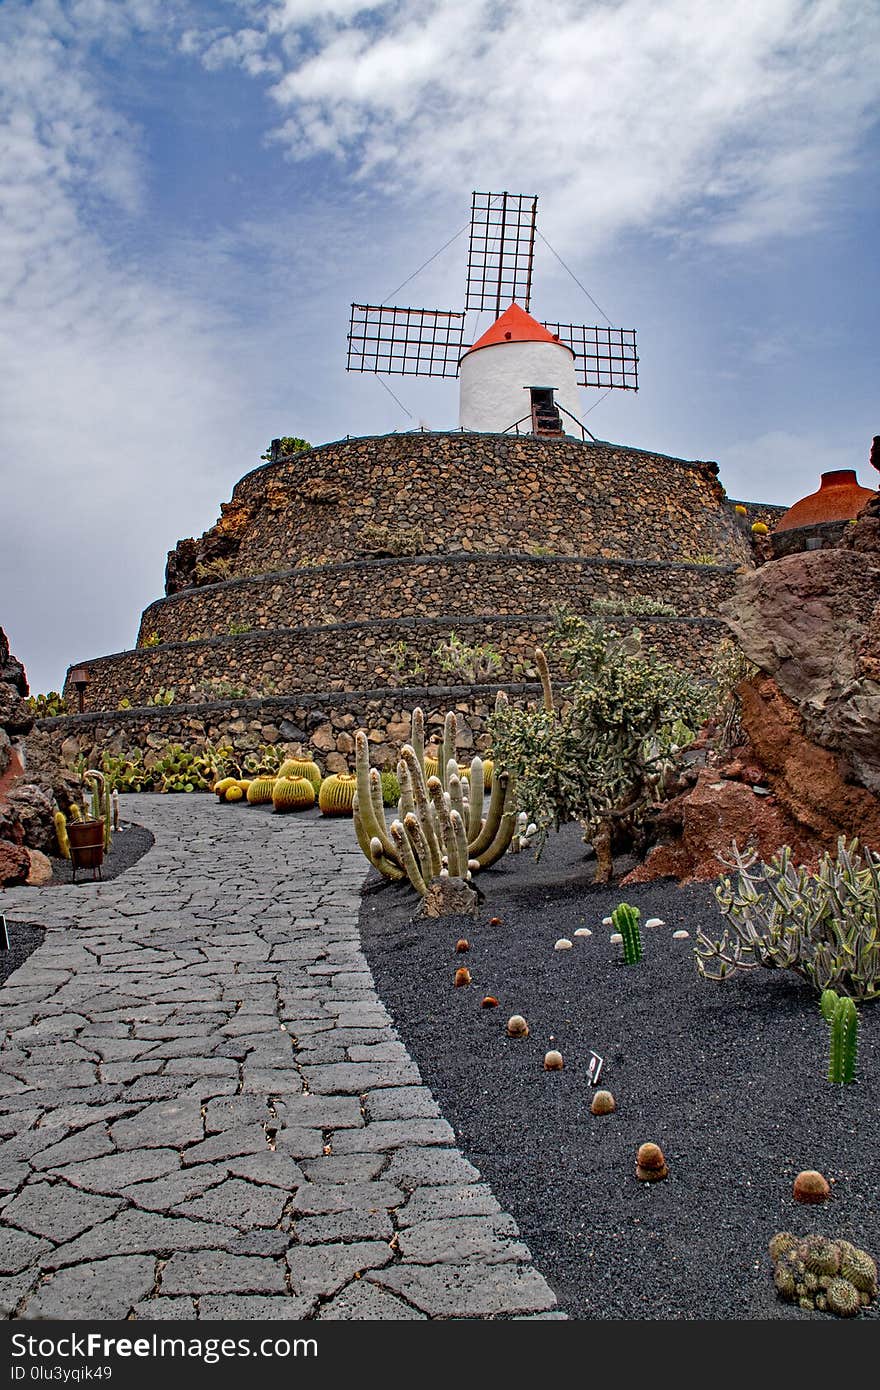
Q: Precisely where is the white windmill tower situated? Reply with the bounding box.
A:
[346,191,638,436]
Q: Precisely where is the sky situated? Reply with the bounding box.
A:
[1,0,878,695]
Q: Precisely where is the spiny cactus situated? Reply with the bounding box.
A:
[272,777,316,812]
[822,989,859,1083]
[696,836,880,1002]
[612,902,643,965]
[318,773,357,816]
[225,785,244,802]
[83,770,112,851]
[278,758,321,791]
[351,702,516,895]
[54,811,70,860]
[214,777,237,801]
[246,777,276,805]
[769,1234,876,1316]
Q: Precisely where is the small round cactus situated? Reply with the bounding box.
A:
[734,504,748,516]
[590,1090,616,1116]
[455,939,469,953]
[543,1050,564,1071]
[506,1014,529,1038]
[454,967,471,988]
[635,1142,668,1181]
[488,916,502,927]
[838,1247,877,1296]
[826,1277,860,1316]
[801,1235,840,1277]
[214,777,236,799]
[751,521,769,535]
[768,1232,798,1262]
[481,996,499,1008]
[793,1170,830,1204]
[224,785,244,803]
[774,1264,797,1299]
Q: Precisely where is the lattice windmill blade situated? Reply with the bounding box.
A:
[465,191,538,315]
[347,304,466,378]
[542,322,639,391]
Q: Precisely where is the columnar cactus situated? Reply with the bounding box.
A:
[351,702,516,895]
[54,811,70,860]
[822,989,859,1084]
[612,902,643,965]
[83,770,112,851]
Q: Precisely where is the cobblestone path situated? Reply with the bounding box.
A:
[0,796,560,1320]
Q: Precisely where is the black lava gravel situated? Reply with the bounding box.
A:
[48,821,154,886]
[360,822,879,1321]
[0,920,45,986]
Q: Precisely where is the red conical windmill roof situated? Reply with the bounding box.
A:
[463,302,573,356]
[775,470,877,532]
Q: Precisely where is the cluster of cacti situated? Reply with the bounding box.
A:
[318,774,357,816]
[352,704,516,894]
[380,770,401,807]
[821,989,859,1084]
[612,902,643,965]
[272,777,316,811]
[770,1233,877,1315]
[697,836,880,1001]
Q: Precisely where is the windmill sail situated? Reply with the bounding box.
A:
[465,190,538,315]
[543,322,639,390]
[347,304,465,378]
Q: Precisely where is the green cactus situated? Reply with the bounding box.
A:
[380,770,401,806]
[838,1247,877,1296]
[246,777,276,805]
[820,988,839,1023]
[318,774,357,816]
[827,993,858,1083]
[800,1236,840,1277]
[612,902,643,965]
[826,1278,860,1316]
[272,777,315,812]
[83,769,112,851]
[278,758,321,791]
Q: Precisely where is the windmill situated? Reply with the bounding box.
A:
[346,191,638,437]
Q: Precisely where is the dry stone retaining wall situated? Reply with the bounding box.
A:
[139,553,739,646]
[36,686,519,776]
[65,614,726,713]
[166,432,754,587]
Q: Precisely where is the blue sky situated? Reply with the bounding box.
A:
[1,0,878,695]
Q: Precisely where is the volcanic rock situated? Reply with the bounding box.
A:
[0,840,30,887]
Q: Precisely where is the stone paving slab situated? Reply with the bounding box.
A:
[0,795,561,1319]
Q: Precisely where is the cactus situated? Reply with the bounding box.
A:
[214,777,237,800]
[69,803,82,822]
[612,902,643,965]
[246,777,276,805]
[225,785,244,802]
[278,758,321,791]
[769,1234,877,1316]
[380,770,401,806]
[272,777,316,812]
[83,769,112,851]
[820,988,839,1024]
[697,837,880,1002]
[825,991,858,1083]
[351,704,516,895]
[318,774,358,816]
[838,1247,878,1296]
[54,810,70,860]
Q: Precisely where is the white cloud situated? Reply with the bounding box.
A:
[0,1,264,693]
[720,429,875,505]
[197,0,880,252]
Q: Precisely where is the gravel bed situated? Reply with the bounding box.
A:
[360,821,879,1321]
[48,820,154,885]
[0,920,45,987]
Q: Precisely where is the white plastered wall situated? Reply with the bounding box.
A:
[458,339,582,433]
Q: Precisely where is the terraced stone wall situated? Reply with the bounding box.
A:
[65,614,727,713]
[165,432,754,589]
[35,686,518,776]
[139,553,739,646]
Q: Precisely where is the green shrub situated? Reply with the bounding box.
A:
[489,609,705,881]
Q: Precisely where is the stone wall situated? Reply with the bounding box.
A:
[139,552,740,646]
[36,686,522,777]
[165,432,755,590]
[66,613,727,713]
